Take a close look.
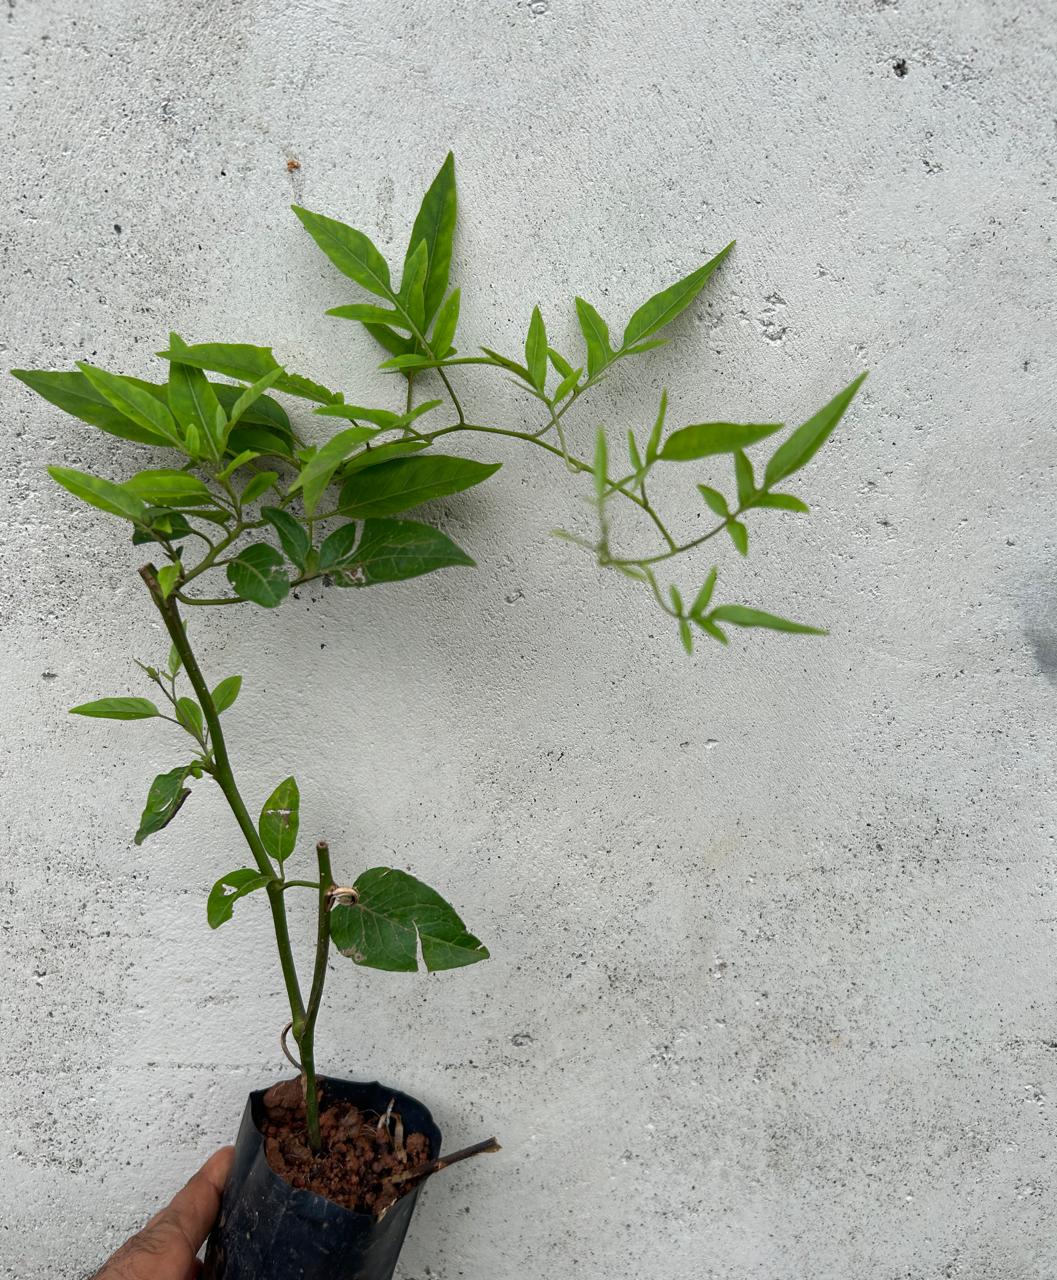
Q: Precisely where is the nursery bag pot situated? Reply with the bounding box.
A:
[203,1077,442,1280]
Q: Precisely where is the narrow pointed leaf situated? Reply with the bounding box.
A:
[525,307,548,392]
[622,242,733,349]
[574,297,613,378]
[404,151,457,325]
[709,604,826,635]
[293,426,380,515]
[727,520,748,556]
[13,369,169,446]
[752,492,810,513]
[690,567,718,617]
[765,372,868,486]
[293,205,392,300]
[430,288,460,357]
[697,485,729,518]
[240,471,279,505]
[49,466,148,523]
[733,450,755,505]
[156,341,339,405]
[134,765,192,845]
[123,470,213,507]
[327,303,411,328]
[167,334,223,457]
[548,347,574,379]
[400,238,429,330]
[70,697,159,720]
[330,866,488,972]
[646,391,668,463]
[660,422,782,462]
[77,363,182,447]
[225,368,287,435]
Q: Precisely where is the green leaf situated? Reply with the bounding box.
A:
[70,697,159,721]
[574,298,613,379]
[321,517,474,586]
[134,765,192,845]
[293,426,380,516]
[131,507,197,546]
[337,455,500,519]
[660,422,783,462]
[479,346,533,382]
[258,777,299,864]
[212,675,242,714]
[405,151,457,326]
[622,241,734,349]
[695,616,729,645]
[646,391,668,463]
[218,450,261,480]
[548,347,574,379]
[679,618,693,654]
[764,372,868,487]
[293,205,393,300]
[430,288,460,357]
[696,485,729,518]
[48,466,148,523]
[593,429,608,504]
[224,368,287,435]
[330,866,488,972]
[156,341,339,405]
[623,337,669,357]
[709,605,826,635]
[315,401,438,431]
[552,368,582,402]
[727,520,748,556]
[77,363,182,448]
[167,644,182,676]
[340,440,429,474]
[326,303,411,328]
[733,450,755,506]
[690,567,718,617]
[208,868,273,929]
[241,471,279,505]
[13,369,170,446]
[752,492,810,513]
[176,697,204,738]
[167,334,223,457]
[226,543,290,608]
[525,306,548,392]
[123,469,213,507]
[627,430,644,475]
[157,564,180,600]
[400,238,429,330]
[261,506,311,571]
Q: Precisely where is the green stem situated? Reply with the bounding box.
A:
[299,840,334,1153]
[139,565,308,1037]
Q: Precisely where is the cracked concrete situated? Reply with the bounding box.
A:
[2,1,1057,1277]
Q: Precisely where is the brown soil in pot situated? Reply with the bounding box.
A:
[260,1078,431,1216]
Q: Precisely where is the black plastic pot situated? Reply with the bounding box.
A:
[202,1077,442,1280]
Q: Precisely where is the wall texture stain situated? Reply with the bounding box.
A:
[2,1,1056,1278]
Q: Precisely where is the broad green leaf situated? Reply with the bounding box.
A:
[48,466,148,523]
[646,391,668,463]
[400,238,429,330]
[622,241,734,349]
[314,401,438,430]
[326,303,410,328]
[525,306,548,392]
[261,506,311,571]
[258,777,299,863]
[765,372,868,487]
[405,152,457,325]
[157,564,180,600]
[208,868,274,929]
[690,567,718,617]
[660,422,782,462]
[227,426,296,461]
[167,334,223,456]
[752,492,810,513]
[226,543,290,607]
[574,297,613,379]
[131,507,196,546]
[727,520,748,556]
[733,450,755,506]
[293,205,393,299]
[241,471,279,505]
[709,604,826,635]
[71,697,159,720]
[330,866,488,972]
[322,517,474,586]
[77,364,182,448]
[212,675,242,714]
[697,485,729,518]
[13,369,169,446]
[156,341,339,405]
[337,455,500,519]
[176,697,204,738]
[225,368,287,435]
[431,288,460,357]
[134,765,192,845]
[293,427,380,515]
[123,469,213,507]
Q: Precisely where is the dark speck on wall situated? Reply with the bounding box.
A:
[892,58,909,77]
[113,224,121,234]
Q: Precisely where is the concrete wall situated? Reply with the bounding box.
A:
[2,1,1056,1276]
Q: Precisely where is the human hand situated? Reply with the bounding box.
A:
[92,1147,234,1280]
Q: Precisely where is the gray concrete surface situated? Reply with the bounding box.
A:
[2,1,1057,1276]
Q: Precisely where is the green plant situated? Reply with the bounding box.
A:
[13,154,865,1153]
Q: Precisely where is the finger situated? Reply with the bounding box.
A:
[147,1146,235,1257]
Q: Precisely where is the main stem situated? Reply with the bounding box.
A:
[299,840,335,1152]
[139,567,309,1044]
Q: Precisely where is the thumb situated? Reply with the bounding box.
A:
[147,1146,235,1254]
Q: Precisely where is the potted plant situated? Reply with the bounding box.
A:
[13,153,865,1280]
